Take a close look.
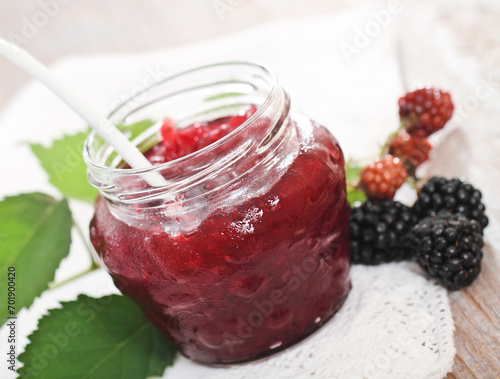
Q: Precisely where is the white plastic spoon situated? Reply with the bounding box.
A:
[0,38,166,187]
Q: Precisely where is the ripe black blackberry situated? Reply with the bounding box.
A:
[413,177,488,232]
[349,200,417,265]
[411,212,483,290]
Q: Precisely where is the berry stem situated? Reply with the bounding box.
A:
[73,219,100,269]
[49,264,99,290]
[406,176,419,190]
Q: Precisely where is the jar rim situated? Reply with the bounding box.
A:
[83,61,278,176]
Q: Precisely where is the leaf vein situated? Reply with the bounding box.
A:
[83,323,150,378]
[3,200,60,268]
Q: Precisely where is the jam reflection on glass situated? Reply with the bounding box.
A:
[90,105,351,364]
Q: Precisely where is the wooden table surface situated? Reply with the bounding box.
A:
[447,243,500,377]
[1,1,499,377]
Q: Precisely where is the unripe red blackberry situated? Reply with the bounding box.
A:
[359,155,407,200]
[399,88,454,137]
[388,130,432,176]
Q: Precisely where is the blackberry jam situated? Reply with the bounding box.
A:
[85,62,351,364]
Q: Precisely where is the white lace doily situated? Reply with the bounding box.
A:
[165,263,454,379]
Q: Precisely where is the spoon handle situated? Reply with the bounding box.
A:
[0,38,166,187]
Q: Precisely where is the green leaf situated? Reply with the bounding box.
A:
[29,121,155,202]
[18,294,177,379]
[0,193,72,324]
[112,120,157,168]
[346,187,367,206]
[29,129,97,203]
[345,160,367,206]
[345,161,362,183]
[119,119,155,141]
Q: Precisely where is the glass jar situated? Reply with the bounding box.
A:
[84,62,351,365]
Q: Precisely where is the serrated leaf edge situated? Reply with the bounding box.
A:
[18,294,177,379]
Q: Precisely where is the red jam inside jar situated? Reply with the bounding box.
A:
[85,62,351,364]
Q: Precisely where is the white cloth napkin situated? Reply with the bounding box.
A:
[0,8,461,379]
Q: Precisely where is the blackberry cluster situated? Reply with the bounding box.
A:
[349,200,417,265]
[410,212,483,290]
[413,177,489,232]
